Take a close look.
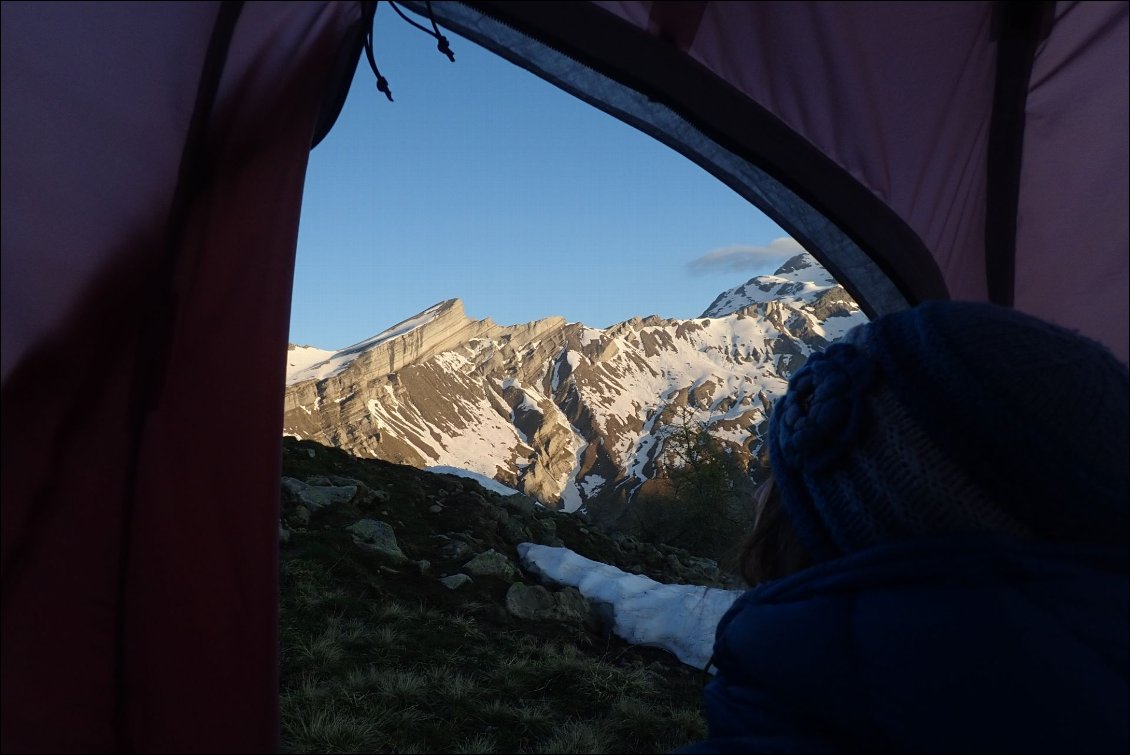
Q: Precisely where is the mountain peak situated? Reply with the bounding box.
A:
[337,298,463,354]
[286,299,467,386]
[700,252,840,318]
[773,252,817,275]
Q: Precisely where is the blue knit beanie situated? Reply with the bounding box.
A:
[767,300,1129,562]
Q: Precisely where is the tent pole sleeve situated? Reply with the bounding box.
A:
[985,1,1053,307]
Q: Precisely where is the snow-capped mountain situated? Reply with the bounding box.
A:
[283,253,865,516]
[701,252,860,321]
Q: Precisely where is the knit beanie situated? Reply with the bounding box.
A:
[767,300,1129,562]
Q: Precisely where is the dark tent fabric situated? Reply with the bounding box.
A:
[1,2,363,751]
[2,1,1126,752]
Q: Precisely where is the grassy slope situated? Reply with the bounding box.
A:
[279,438,712,753]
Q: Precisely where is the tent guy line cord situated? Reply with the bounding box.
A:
[389,0,456,62]
[362,0,455,102]
[363,2,393,101]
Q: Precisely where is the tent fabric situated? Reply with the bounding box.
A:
[1014,1,1129,365]
[1,1,362,751]
[2,1,1126,752]
[470,0,1129,362]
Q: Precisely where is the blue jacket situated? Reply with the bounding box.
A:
[681,535,1128,753]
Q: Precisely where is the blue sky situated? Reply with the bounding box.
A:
[291,8,796,349]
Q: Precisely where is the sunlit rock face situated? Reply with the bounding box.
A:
[284,254,865,515]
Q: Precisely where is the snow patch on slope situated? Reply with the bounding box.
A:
[518,543,741,669]
[286,345,335,382]
[427,466,519,496]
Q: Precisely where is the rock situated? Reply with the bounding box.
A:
[349,484,376,507]
[428,504,443,514]
[531,519,560,546]
[281,477,304,497]
[505,582,555,620]
[451,491,488,509]
[501,494,538,517]
[482,505,510,524]
[414,559,431,575]
[553,587,596,627]
[684,555,721,579]
[439,574,473,590]
[619,536,642,552]
[456,531,486,549]
[330,476,387,507]
[462,549,519,581]
[306,448,316,459]
[281,477,356,511]
[346,519,407,563]
[278,521,291,546]
[505,584,597,626]
[285,505,310,528]
[500,518,532,545]
[437,540,472,560]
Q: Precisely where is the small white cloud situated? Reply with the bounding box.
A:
[687,237,805,275]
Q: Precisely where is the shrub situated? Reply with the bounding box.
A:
[630,407,755,560]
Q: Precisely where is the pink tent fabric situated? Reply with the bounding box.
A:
[2,2,361,751]
[1014,2,1128,362]
[418,0,1126,360]
[3,1,1126,751]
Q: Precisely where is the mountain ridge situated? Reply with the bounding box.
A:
[283,253,865,518]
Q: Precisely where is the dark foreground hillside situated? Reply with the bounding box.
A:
[279,437,729,753]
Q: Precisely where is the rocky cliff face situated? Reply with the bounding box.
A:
[284,254,865,516]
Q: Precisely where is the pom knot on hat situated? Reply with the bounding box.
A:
[767,300,1130,562]
[774,343,877,474]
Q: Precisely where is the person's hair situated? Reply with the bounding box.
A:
[737,475,811,586]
